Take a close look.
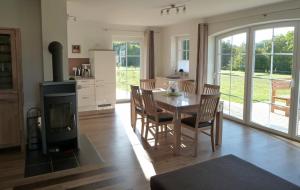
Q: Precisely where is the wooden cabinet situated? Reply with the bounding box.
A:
[0,28,23,149]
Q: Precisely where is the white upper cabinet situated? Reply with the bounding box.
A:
[90,50,116,83]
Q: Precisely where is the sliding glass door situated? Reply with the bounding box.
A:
[250,26,295,133]
[217,32,247,120]
[216,21,300,139]
[113,41,141,101]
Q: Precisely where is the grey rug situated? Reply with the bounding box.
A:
[150,154,300,190]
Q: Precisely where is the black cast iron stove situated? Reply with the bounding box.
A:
[40,41,78,154]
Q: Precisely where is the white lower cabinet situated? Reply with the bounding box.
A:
[77,79,116,112]
[95,82,116,109]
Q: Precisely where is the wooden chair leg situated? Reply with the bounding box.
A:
[145,119,149,140]
[271,98,275,113]
[133,112,137,132]
[210,126,215,152]
[155,125,159,149]
[164,125,167,138]
[141,115,145,137]
[194,129,198,157]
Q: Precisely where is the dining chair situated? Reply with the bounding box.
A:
[141,89,174,149]
[203,84,220,95]
[140,79,156,90]
[181,94,220,156]
[131,85,146,135]
[181,80,196,94]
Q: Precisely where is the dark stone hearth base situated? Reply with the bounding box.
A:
[25,135,103,177]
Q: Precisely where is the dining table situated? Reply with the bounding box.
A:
[130,90,223,156]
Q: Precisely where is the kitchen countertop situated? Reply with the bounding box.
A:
[69,75,95,80]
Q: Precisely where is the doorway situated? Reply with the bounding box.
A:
[113,41,141,102]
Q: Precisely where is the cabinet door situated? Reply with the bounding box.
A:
[0,30,17,90]
[0,99,20,146]
[103,83,116,105]
[77,85,95,107]
[93,51,116,83]
[0,29,22,148]
[95,82,105,106]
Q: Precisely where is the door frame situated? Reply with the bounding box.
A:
[248,21,299,138]
[215,21,300,141]
[112,37,144,103]
[215,28,250,122]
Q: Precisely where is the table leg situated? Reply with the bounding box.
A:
[173,110,181,156]
[215,111,223,145]
[130,98,136,130]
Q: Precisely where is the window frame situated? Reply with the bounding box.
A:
[214,21,300,141]
[176,36,190,72]
[215,28,250,122]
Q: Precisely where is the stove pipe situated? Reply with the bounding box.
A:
[48,41,63,82]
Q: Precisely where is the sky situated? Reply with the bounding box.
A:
[221,26,294,46]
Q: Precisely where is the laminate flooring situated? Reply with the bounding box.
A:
[1,103,300,189]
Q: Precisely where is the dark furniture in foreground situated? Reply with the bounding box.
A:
[150,155,299,190]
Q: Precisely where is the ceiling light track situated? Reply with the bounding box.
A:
[161,4,186,16]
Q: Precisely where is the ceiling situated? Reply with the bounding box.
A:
[67,0,290,26]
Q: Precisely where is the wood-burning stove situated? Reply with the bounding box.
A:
[40,41,79,154]
[40,81,78,154]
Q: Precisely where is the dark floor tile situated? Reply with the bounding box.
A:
[51,150,75,161]
[52,157,78,172]
[26,150,50,165]
[25,163,52,177]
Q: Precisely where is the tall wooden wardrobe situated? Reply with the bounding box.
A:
[0,28,23,149]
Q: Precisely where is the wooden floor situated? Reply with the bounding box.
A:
[1,103,300,189]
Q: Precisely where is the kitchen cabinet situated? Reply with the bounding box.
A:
[90,50,116,109]
[76,50,116,113]
[77,78,95,112]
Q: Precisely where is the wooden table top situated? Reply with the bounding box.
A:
[153,92,200,112]
[153,91,223,112]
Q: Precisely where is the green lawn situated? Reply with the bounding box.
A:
[116,68,291,105]
[220,70,291,104]
[116,67,140,92]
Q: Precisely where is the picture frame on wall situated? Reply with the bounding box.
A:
[72,45,81,53]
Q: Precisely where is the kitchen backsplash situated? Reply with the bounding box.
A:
[68,58,89,75]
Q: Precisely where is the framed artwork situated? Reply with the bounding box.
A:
[72,45,81,53]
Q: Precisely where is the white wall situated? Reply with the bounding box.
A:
[67,20,162,78]
[160,19,203,80]
[41,0,69,81]
[0,0,43,118]
[207,0,300,36]
[67,21,147,57]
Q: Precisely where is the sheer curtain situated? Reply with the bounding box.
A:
[195,23,208,94]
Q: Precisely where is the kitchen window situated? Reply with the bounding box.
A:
[176,37,190,72]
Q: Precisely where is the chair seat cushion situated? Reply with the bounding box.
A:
[148,112,173,122]
[181,116,212,128]
[136,107,163,114]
